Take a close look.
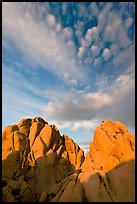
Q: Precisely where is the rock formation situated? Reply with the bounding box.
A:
[2,117,135,202]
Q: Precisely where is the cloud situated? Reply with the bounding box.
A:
[78,46,85,58]
[52,119,99,132]
[47,14,56,26]
[79,143,90,156]
[101,64,135,128]
[102,48,111,60]
[74,21,83,39]
[44,89,112,122]
[89,2,99,17]
[124,17,133,29]
[76,3,134,69]
[113,43,135,70]
[68,79,78,86]
[71,119,99,131]
[85,26,99,44]
[43,60,135,129]
[2,2,135,134]
[62,27,73,40]
[93,57,101,66]
[2,2,85,83]
[109,43,119,57]
[91,45,99,56]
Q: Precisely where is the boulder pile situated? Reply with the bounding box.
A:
[2,117,135,202]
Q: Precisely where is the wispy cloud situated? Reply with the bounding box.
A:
[2,2,85,83]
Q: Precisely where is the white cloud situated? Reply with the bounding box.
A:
[89,2,99,17]
[98,3,113,30]
[52,119,99,132]
[42,58,135,129]
[102,48,111,60]
[79,144,90,156]
[78,46,85,58]
[124,17,133,29]
[47,14,56,26]
[85,26,99,43]
[71,119,99,131]
[91,45,99,56]
[117,25,131,49]
[74,21,83,41]
[110,43,119,57]
[103,12,122,43]
[93,57,100,66]
[43,88,112,122]
[78,26,100,60]
[68,79,78,86]
[2,2,85,84]
[113,43,135,69]
[62,27,73,40]
[101,63,135,128]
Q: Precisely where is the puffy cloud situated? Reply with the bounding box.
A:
[110,43,119,57]
[91,45,99,56]
[47,14,56,26]
[44,89,112,122]
[78,46,85,58]
[124,17,133,29]
[93,57,100,66]
[78,26,99,60]
[85,26,99,42]
[89,2,99,17]
[98,3,113,30]
[68,79,77,86]
[103,12,122,43]
[117,25,131,49]
[113,43,135,70]
[74,21,84,40]
[62,27,73,40]
[102,48,111,60]
[71,119,99,131]
[54,119,99,132]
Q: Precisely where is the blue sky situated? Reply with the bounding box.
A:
[2,2,135,154]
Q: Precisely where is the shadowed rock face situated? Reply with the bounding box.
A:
[2,117,135,202]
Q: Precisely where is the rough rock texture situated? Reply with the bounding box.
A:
[2,117,84,202]
[2,118,135,202]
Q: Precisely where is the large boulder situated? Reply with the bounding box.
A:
[2,118,135,202]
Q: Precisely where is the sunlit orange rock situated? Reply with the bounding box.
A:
[2,118,135,202]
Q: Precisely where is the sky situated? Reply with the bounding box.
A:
[2,2,135,154]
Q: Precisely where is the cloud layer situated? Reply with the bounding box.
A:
[2,2,135,144]
[2,2,85,83]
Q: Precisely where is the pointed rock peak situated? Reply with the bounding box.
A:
[50,124,59,132]
[32,116,48,124]
[17,118,32,128]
